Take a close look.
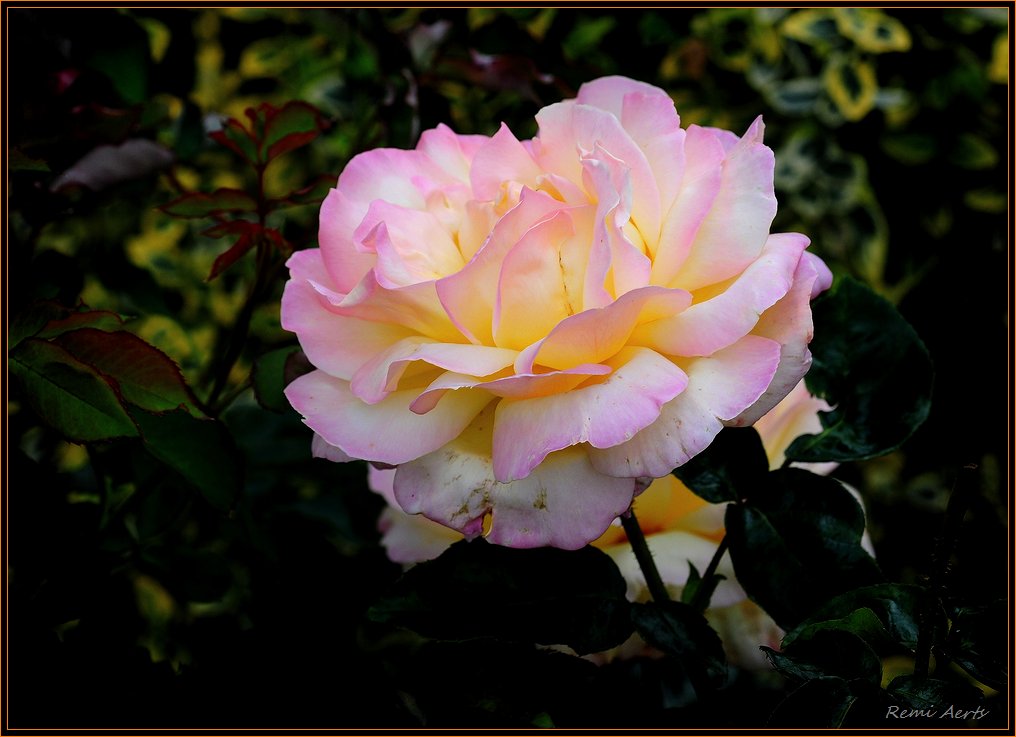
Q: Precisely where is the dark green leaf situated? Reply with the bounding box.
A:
[9,147,50,172]
[886,675,986,717]
[679,561,725,609]
[131,407,242,512]
[726,469,881,628]
[786,277,933,462]
[768,676,859,727]
[160,188,257,218]
[672,427,769,503]
[942,601,1007,689]
[368,539,632,654]
[764,629,881,686]
[10,338,138,443]
[782,607,897,655]
[52,328,204,417]
[630,601,728,690]
[253,346,300,413]
[782,583,933,652]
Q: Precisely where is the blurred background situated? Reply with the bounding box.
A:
[6,7,1009,728]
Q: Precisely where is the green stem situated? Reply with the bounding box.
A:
[621,507,670,603]
[690,534,729,612]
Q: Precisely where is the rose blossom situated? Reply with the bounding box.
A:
[367,380,862,669]
[283,75,832,549]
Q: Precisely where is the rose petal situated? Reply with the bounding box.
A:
[730,249,832,426]
[589,335,781,478]
[281,250,415,380]
[436,188,564,345]
[632,232,808,357]
[311,432,356,463]
[394,406,637,549]
[492,347,689,481]
[470,122,545,200]
[670,117,777,292]
[285,369,491,465]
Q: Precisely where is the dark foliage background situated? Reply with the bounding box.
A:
[6,7,1010,729]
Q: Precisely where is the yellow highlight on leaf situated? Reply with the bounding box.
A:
[989,34,1008,84]
[834,9,911,54]
[824,54,878,121]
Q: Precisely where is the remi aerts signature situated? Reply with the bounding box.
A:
[886,705,990,720]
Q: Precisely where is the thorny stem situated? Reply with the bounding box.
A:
[621,507,671,603]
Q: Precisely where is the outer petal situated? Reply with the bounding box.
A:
[589,335,781,478]
[319,268,464,343]
[670,117,777,292]
[394,406,638,549]
[311,433,356,463]
[730,249,832,426]
[285,370,491,465]
[492,347,689,482]
[281,249,414,380]
[574,75,672,120]
[632,232,808,357]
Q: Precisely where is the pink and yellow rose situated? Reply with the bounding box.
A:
[283,75,831,549]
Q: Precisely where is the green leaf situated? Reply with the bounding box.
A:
[725,469,881,629]
[52,328,204,417]
[941,601,1007,689]
[368,539,633,655]
[630,600,728,690]
[680,561,725,608]
[950,133,999,170]
[253,346,299,413]
[765,77,823,115]
[767,676,860,727]
[160,188,257,218]
[782,607,897,655]
[786,277,933,463]
[130,407,242,512]
[782,583,933,652]
[833,9,911,53]
[260,101,327,162]
[886,675,986,715]
[672,427,769,503]
[10,338,138,443]
[764,629,882,686]
[9,147,50,172]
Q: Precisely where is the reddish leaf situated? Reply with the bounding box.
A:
[202,220,260,239]
[210,118,258,163]
[263,227,292,254]
[208,231,257,281]
[10,301,124,349]
[53,328,206,417]
[261,101,328,162]
[161,188,257,218]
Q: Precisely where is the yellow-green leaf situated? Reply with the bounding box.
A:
[824,54,878,121]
